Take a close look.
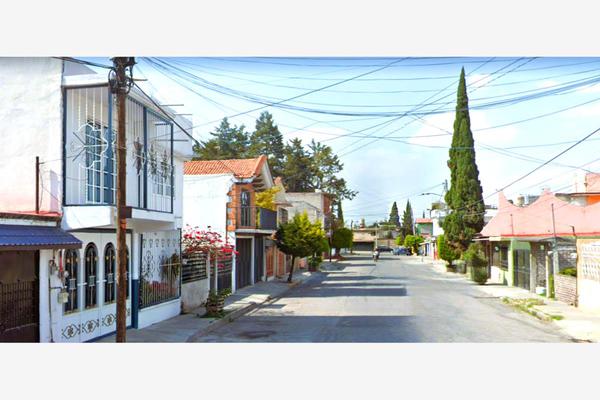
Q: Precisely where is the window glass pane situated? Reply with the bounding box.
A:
[64,250,79,313]
[104,244,116,303]
[85,244,98,308]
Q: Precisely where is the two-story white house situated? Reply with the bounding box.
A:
[0,57,194,342]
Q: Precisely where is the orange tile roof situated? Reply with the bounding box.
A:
[415,218,432,224]
[184,155,266,178]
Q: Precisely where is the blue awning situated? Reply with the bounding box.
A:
[0,224,82,251]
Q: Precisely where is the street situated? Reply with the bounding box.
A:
[193,253,573,342]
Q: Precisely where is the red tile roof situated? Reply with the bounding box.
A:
[184,155,266,178]
[415,218,432,224]
[482,190,600,238]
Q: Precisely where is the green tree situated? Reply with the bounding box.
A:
[388,201,400,227]
[248,112,285,177]
[193,118,249,160]
[308,139,358,204]
[437,234,458,268]
[281,138,313,192]
[331,227,353,255]
[275,212,326,282]
[395,235,404,246]
[255,187,280,211]
[401,200,414,238]
[443,68,485,255]
[404,234,424,254]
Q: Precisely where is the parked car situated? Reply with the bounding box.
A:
[376,245,393,253]
[393,247,411,256]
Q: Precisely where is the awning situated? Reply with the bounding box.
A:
[0,224,82,251]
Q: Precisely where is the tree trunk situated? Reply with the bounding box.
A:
[287,256,295,283]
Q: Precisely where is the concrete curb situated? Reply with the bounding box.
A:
[185,273,319,342]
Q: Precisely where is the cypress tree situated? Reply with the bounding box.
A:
[388,201,400,227]
[401,200,414,237]
[443,67,485,254]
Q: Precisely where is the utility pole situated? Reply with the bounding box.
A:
[109,57,136,343]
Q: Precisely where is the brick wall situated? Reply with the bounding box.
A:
[227,183,256,231]
[555,274,577,306]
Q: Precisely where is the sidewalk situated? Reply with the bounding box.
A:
[427,258,600,342]
[97,269,316,343]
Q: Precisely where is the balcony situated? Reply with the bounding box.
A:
[236,206,277,231]
[63,86,174,214]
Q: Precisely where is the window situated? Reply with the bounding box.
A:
[85,124,102,203]
[64,250,79,313]
[104,243,116,304]
[85,122,115,204]
[240,190,251,226]
[84,244,98,309]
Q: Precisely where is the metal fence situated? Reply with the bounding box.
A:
[182,253,208,284]
[139,254,181,309]
[212,255,233,291]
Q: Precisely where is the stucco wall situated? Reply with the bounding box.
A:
[181,279,210,312]
[182,174,232,234]
[0,57,64,212]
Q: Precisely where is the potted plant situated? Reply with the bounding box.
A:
[205,290,225,317]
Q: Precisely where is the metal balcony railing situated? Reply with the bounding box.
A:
[237,206,277,230]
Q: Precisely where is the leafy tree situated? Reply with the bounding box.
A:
[281,138,313,192]
[308,139,358,204]
[193,118,249,160]
[401,200,414,238]
[395,235,404,246]
[255,187,280,211]
[404,234,424,254]
[443,67,485,255]
[331,227,353,255]
[275,212,326,282]
[437,234,458,268]
[388,201,400,227]
[248,111,285,177]
[336,200,345,228]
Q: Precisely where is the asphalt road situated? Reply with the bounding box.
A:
[193,254,573,342]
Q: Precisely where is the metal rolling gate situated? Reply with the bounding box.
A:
[235,238,253,289]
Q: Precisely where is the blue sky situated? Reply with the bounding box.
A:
[86,57,600,224]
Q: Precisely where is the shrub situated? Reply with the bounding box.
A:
[559,267,577,277]
[437,234,458,267]
[464,243,488,284]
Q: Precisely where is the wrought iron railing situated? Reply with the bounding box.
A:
[139,255,181,309]
[237,206,277,230]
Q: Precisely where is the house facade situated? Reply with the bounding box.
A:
[480,179,600,310]
[0,58,194,342]
[182,156,277,309]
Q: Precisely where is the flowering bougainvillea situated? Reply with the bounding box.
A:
[182,225,238,267]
